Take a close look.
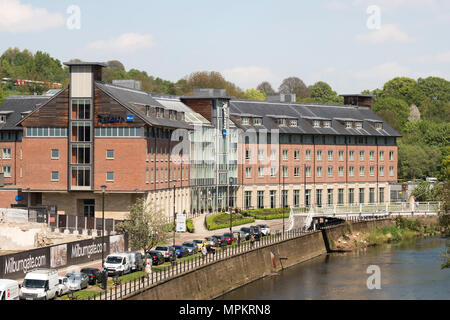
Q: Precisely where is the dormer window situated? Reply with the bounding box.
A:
[324,120,331,128]
[169,110,177,120]
[145,105,150,116]
[279,119,286,126]
[156,107,164,118]
[242,117,249,125]
[345,121,352,129]
[356,122,363,129]
[313,120,321,128]
[375,122,383,130]
[289,119,298,127]
[0,115,7,123]
[253,118,262,125]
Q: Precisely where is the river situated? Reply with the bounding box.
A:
[218,237,450,300]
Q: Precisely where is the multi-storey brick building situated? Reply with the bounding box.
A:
[0,62,400,219]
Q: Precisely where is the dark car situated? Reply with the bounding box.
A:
[153,245,176,262]
[211,235,227,247]
[80,268,102,285]
[205,236,220,248]
[172,245,189,258]
[223,233,234,245]
[147,251,165,266]
[182,242,198,255]
[249,225,262,240]
[240,227,251,240]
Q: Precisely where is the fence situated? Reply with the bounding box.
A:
[85,215,388,301]
[48,213,124,235]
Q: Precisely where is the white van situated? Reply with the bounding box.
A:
[19,269,59,300]
[0,279,19,300]
[104,253,132,276]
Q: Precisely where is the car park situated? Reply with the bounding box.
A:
[233,231,245,242]
[258,224,271,236]
[153,245,177,262]
[172,245,189,258]
[0,279,19,300]
[128,251,145,272]
[67,272,89,291]
[20,269,59,300]
[223,233,234,245]
[104,253,132,276]
[205,237,219,247]
[211,235,227,247]
[182,242,198,255]
[193,240,207,251]
[80,268,102,285]
[249,225,262,240]
[240,227,251,240]
[147,250,165,266]
[57,277,70,297]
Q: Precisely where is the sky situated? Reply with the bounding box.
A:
[0,0,449,94]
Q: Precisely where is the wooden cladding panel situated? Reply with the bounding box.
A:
[181,99,213,122]
[21,88,69,127]
[94,86,146,127]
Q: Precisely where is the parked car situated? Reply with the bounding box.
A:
[57,277,70,297]
[20,269,59,300]
[240,227,251,240]
[233,231,245,242]
[205,237,219,247]
[67,272,89,291]
[128,251,145,272]
[192,239,207,251]
[249,225,262,240]
[0,279,19,300]
[182,242,199,255]
[80,268,102,285]
[147,250,165,266]
[104,253,132,276]
[172,245,189,258]
[223,233,234,245]
[153,245,176,262]
[258,224,271,236]
[211,235,227,247]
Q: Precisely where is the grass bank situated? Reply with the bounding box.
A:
[206,212,255,231]
[240,208,292,220]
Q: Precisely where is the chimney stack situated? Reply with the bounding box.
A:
[340,94,374,109]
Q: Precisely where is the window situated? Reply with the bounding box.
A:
[338,166,344,177]
[242,117,249,125]
[345,121,352,129]
[376,122,383,130]
[356,122,363,129]
[279,119,286,126]
[258,167,264,178]
[270,191,277,208]
[293,190,300,207]
[338,150,344,161]
[282,150,288,161]
[245,191,252,209]
[2,148,11,159]
[257,191,264,209]
[294,166,300,177]
[369,188,375,204]
[349,188,354,204]
[0,115,6,123]
[254,118,262,125]
[328,150,333,161]
[270,166,276,177]
[370,151,375,161]
[349,166,354,177]
[360,151,365,161]
[379,188,385,203]
[51,171,59,181]
[359,188,365,204]
[3,166,11,178]
[379,166,385,176]
[389,166,394,177]
[282,190,288,208]
[324,120,331,128]
[26,127,68,137]
[313,120,321,128]
[290,119,298,127]
[380,151,385,161]
[246,167,252,178]
[245,149,251,161]
[71,122,91,142]
[370,166,375,176]
[349,150,354,161]
[389,151,395,161]
[360,166,365,177]
[305,189,311,207]
[305,149,311,161]
[106,150,114,159]
[270,149,277,161]
[317,150,322,161]
[258,149,264,161]
[95,127,141,137]
[294,150,300,161]
[305,166,311,177]
[71,99,91,120]
[338,189,344,204]
[316,189,322,207]
[51,149,59,159]
[282,166,288,178]
[328,166,333,177]
[317,166,322,177]
[327,189,333,206]
[72,145,90,165]
[106,172,114,181]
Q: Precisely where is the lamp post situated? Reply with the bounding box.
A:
[173,180,176,246]
[283,173,285,234]
[101,185,107,290]
[229,177,233,234]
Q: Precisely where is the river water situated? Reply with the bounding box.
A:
[218,237,450,300]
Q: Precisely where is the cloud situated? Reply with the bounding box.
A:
[0,0,65,33]
[222,66,278,89]
[86,33,155,54]
[352,0,437,12]
[355,24,413,44]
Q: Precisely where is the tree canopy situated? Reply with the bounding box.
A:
[278,76,310,99]
[244,88,266,101]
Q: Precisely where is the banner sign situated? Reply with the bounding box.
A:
[176,214,187,232]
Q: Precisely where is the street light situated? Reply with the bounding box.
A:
[101,184,107,290]
[229,177,233,234]
[173,180,176,246]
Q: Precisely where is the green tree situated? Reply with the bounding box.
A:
[118,197,170,259]
[256,81,275,95]
[177,71,244,98]
[244,88,266,101]
[307,81,344,104]
[278,76,310,99]
[0,85,6,105]
[412,181,437,201]
[380,77,419,106]
[373,97,410,128]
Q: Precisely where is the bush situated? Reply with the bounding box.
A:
[169,218,194,233]
[206,212,255,231]
[241,208,292,220]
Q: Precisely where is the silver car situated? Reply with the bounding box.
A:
[67,273,89,291]
[57,277,70,297]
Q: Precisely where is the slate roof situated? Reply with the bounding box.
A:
[229,99,401,137]
[0,95,51,130]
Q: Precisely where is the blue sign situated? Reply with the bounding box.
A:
[126,114,134,122]
[222,129,227,137]
[15,195,23,201]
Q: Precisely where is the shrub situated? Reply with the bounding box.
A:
[241,208,292,220]
[206,212,255,231]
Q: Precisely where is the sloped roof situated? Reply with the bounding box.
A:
[0,95,51,130]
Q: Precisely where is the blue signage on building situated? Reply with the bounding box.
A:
[126,114,134,122]
[15,195,23,201]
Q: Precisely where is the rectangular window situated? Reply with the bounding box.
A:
[294,190,300,207]
[389,151,395,161]
[349,166,354,177]
[349,150,354,161]
[305,149,311,161]
[290,119,298,127]
[305,166,311,177]
[379,188,385,203]
[3,166,11,178]
[270,166,276,177]
[106,172,114,181]
[370,151,375,161]
[360,151,365,161]
[258,166,264,178]
[106,150,114,159]
[345,121,352,129]
[51,149,59,159]
[380,151,385,161]
[270,190,277,208]
[258,149,264,161]
[71,145,91,165]
[282,190,288,208]
[369,188,375,204]
[316,189,322,207]
[71,166,91,188]
[349,188,354,204]
[370,166,375,176]
[242,117,249,125]
[294,150,300,161]
[389,166,394,177]
[270,149,277,161]
[324,120,331,128]
[305,189,311,207]
[339,166,344,177]
[246,167,252,178]
[328,150,333,161]
[282,149,288,161]
[294,166,300,177]
[2,148,11,159]
[313,120,321,128]
[316,150,322,161]
[51,171,59,181]
[245,149,251,161]
[380,166,385,176]
[327,189,333,206]
[359,188,365,204]
[356,122,363,129]
[254,118,262,125]
[339,150,344,161]
[317,166,322,177]
[283,166,288,178]
[360,166,365,177]
[328,166,333,177]
[245,191,252,209]
[338,189,344,205]
[71,122,91,142]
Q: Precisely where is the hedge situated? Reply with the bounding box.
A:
[170,218,195,233]
[206,212,255,231]
[240,208,294,220]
